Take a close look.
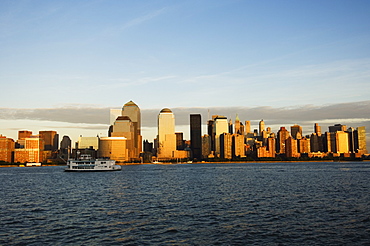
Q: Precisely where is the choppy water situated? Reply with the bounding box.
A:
[1,162,370,245]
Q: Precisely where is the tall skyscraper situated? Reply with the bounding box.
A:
[314,123,321,136]
[0,135,15,163]
[214,116,228,158]
[329,124,347,132]
[39,131,59,151]
[291,125,302,140]
[121,101,142,156]
[234,115,241,134]
[355,126,367,154]
[157,108,176,159]
[277,127,290,154]
[190,114,202,160]
[109,101,142,161]
[228,119,233,134]
[259,120,265,136]
[245,121,251,136]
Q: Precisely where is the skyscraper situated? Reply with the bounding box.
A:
[39,131,59,151]
[277,127,290,154]
[355,126,367,154]
[214,116,228,158]
[314,123,321,136]
[121,101,142,156]
[259,119,265,136]
[234,115,241,134]
[157,108,176,159]
[190,114,202,160]
[291,125,302,140]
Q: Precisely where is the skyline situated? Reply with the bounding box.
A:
[1,1,370,145]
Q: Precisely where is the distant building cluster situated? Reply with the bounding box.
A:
[0,101,368,164]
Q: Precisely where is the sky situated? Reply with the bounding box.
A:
[0,0,370,147]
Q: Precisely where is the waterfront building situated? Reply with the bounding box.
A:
[60,135,71,152]
[234,115,241,135]
[190,114,202,160]
[336,131,349,154]
[18,130,32,140]
[220,133,232,159]
[277,127,290,154]
[267,136,276,157]
[207,119,215,152]
[157,108,177,159]
[310,133,321,152]
[285,136,300,158]
[39,131,59,151]
[298,137,311,154]
[314,123,322,136]
[0,135,15,163]
[109,101,142,161]
[291,125,302,140]
[245,121,251,136]
[228,119,233,134]
[329,124,347,132]
[354,126,367,154]
[121,101,142,157]
[176,132,185,150]
[98,137,127,162]
[214,116,228,158]
[77,136,99,150]
[259,120,265,136]
[14,137,44,163]
[232,134,245,158]
[202,134,211,159]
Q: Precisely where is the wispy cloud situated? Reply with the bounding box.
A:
[101,7,170,37]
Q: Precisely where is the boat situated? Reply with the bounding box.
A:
[65,154,122,172]
[26,163,42,167]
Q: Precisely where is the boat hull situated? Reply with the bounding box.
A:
[64,165,122,172]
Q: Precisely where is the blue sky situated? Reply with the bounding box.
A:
[1,0,370,144]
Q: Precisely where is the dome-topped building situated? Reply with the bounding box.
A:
[160,108,172,113]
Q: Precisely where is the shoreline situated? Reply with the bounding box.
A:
[2,159,369,168]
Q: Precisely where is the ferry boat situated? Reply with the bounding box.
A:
[65,154,122,172]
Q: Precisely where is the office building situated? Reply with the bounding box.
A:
[39,131,59,151]
[157,108,177,159]
[354,126,367,154]
[202,134,211,159]
[14,137,44,163]
[214,116,228,158]
[259,120,265,136]
[291,125,302,140]
[220,132,232,159]
[277,127,290,154]
[285,136,299,158]
[314,123,321,136]
[190,114,202,160]
[329,124,347,132]
[232,133,245,158]
[98,137,127,162]
[234,115,241,135]
[0,135,15,163]
[121,101,142,156]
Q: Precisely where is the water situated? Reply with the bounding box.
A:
[1,162,370,245]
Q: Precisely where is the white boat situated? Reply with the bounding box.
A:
[65,154,122,172]
[26,163,42,167]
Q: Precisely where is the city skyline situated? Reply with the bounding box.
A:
[1,1,370,146]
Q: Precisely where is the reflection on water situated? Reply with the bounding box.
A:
[1,162,370,245]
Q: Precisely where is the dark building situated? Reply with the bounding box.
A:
[190,114,202,160]
[39,131,59,151]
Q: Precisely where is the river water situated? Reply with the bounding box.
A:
[1,162,369,245]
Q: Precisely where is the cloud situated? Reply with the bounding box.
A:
[1,101,369,146]
[1,100,369,128]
